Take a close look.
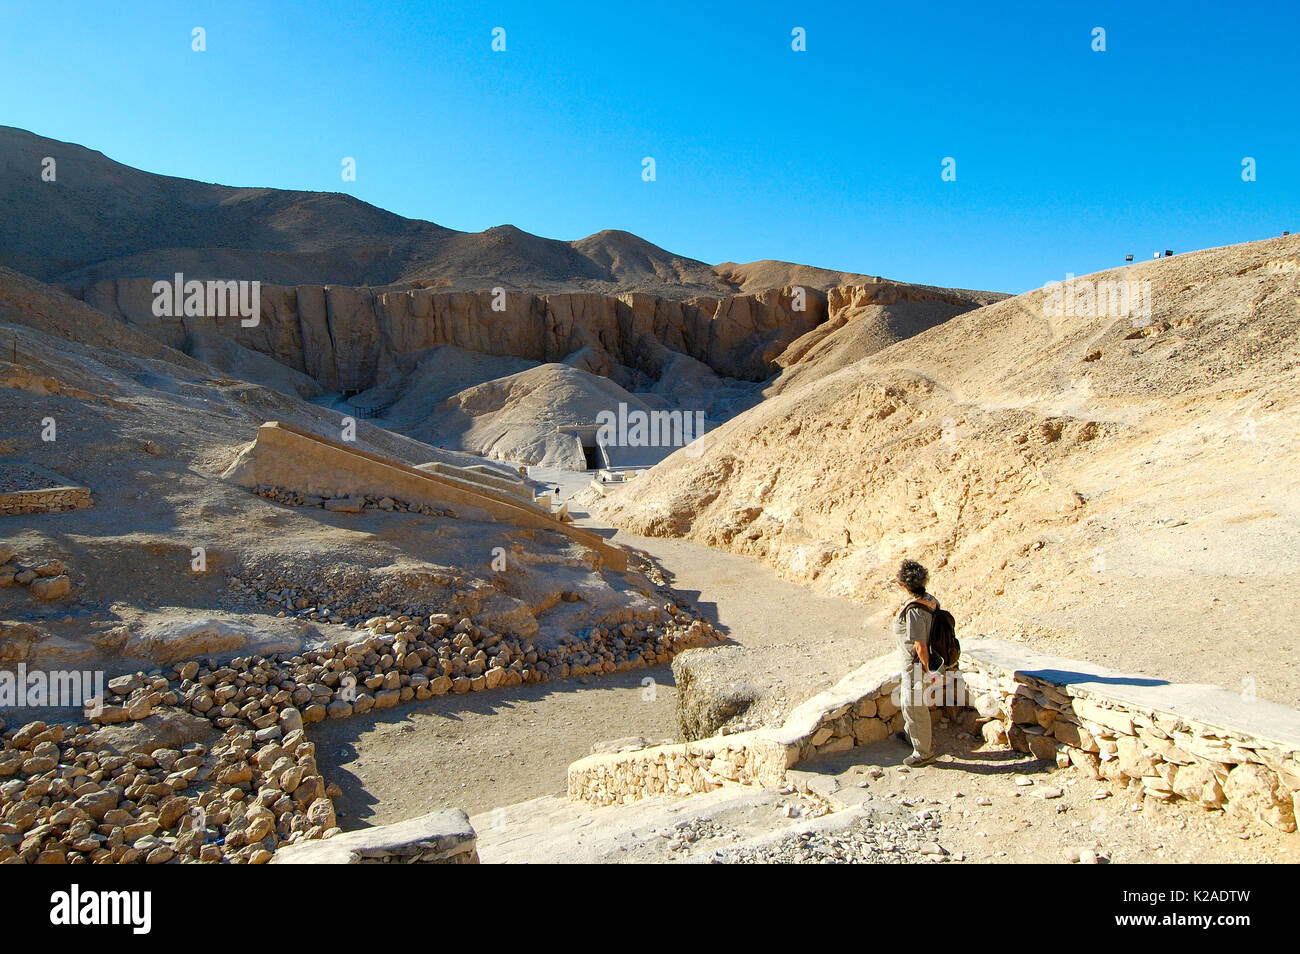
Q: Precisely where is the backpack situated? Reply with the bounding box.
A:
[904,598,960,671]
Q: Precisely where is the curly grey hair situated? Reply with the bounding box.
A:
[896,559,929,596]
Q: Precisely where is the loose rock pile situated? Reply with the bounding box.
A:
[713,814,952,865]
[253,484,454,520]
[0,711,335,864]
[0,547,73,602]
[225,560,466,626]
[2,601,723,863]
[661,817,729,854]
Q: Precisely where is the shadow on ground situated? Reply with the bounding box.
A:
[309,663,680,826]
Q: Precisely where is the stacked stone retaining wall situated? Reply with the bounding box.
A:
[569,638,1300,832]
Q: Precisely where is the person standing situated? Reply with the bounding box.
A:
[893,559,940,766]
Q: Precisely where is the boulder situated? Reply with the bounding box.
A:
[1170,762,1226,808]
[29,575,71,600]
[271,808,477,864]
[1223,763,1296,831]
[90,709,216,757]
[672,649,759,741]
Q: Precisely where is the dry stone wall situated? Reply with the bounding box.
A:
[569,654,907,806]
[962,640,1300,833]
[0,486,92,516]
[570,638,1300,834]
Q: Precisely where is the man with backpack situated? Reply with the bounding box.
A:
[892,559,958,767]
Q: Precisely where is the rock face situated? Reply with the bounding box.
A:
[75,280,830,392]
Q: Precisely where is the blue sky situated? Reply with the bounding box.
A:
[2,0,1296,293]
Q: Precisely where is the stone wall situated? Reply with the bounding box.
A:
[567,732,794,806]
[0,486,92,516]
[961,639,1299,832]
[568,654,909,806]
[569,638,1300,833]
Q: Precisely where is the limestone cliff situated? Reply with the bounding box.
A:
[72,279,830,392]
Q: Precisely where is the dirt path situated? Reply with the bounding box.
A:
[314,664,677,826]
[316,472,896,828]
[601,526,893,727]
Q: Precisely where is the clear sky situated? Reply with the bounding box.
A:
[2,0,1296,293]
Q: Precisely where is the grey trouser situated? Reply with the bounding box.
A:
[899,649,933,759]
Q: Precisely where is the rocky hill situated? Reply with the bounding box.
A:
[1,126,892,299]
[589,234,1300,707]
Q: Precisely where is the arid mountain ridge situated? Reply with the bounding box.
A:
[1,125,994,303]
[0,126,1007,417]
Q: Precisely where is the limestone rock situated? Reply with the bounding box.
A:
[90,709,216,757]
[28,575,71,600]
[672,649,759,741]
[1223,763,1296,831]
[1170,762,1225,808]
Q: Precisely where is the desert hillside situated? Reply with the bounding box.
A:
[2,126,900,299]
[590,234,1300,706]
[0,265,710,674]
[0,123,1004,478]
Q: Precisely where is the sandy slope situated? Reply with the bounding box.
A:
[397,363,659,468]
[590,235,1300,706]
[0,270,671,674]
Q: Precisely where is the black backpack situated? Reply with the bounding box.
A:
[927,602,960,671]
[904,598,960,671]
